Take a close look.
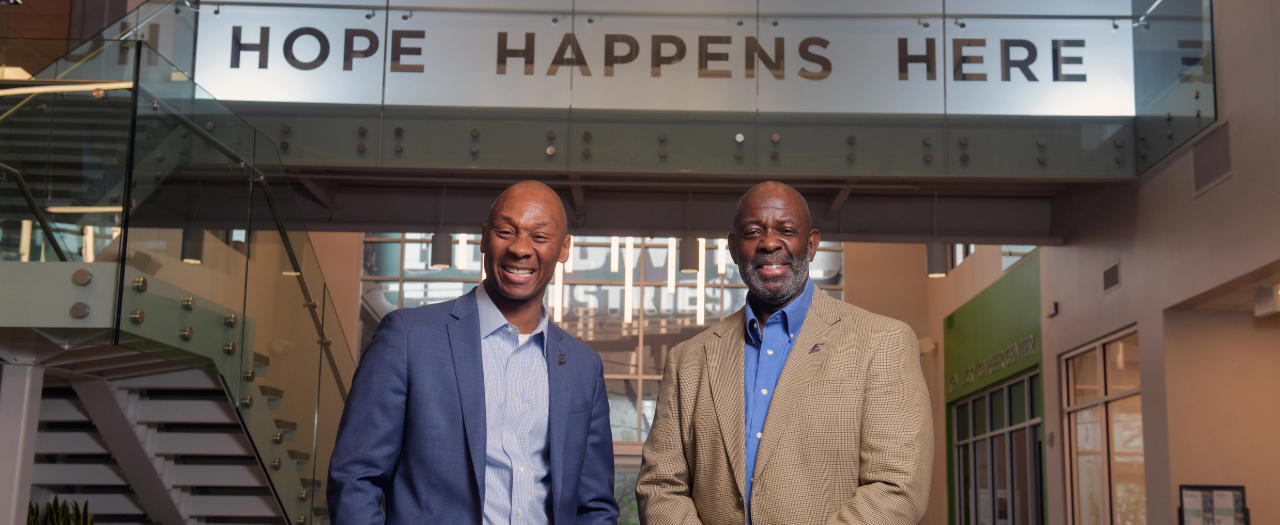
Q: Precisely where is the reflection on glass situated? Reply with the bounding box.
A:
[959,443,972,525]
[1071,406,1105,525]
[615,472,640,525]
[607,379,639,442]
[640,379,660,442]
[957,402,970,441]
[1030,374,1042,419]
[364,232,401,239]
[362,241,401,277]
[993,434,1009,525]
[1108,395,1146,525]
[1104,334,1140,394]
[404,237,482,278]
[1068,349,1100,406]
[811,250,843,285]
[1012,428,1031,525]
[403,281,474,309]
[974,397,988,436]
[1010,380,1027,426]
[723,287,748,318]
[359,281,400,353]
[990,389,1006,431]
[976,439,992,525]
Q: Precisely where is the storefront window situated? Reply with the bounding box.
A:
[1063,332,1145,525]
[953,371,1043,525]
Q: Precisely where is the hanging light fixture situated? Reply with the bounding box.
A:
[457,233,468,270]
[696,238,706,325]
[717,238,727,276]
[666,238,677,294]
[927,241,949,278]
[431,186,452,269]
[554,261,565,322]
[610,236,619,272]
[623,236,634,324]
[431,233,452,269]
[679,237,699,273]
[926,192,947,278]
[181,225,204,265]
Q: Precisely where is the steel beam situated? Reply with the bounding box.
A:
[0,364,44,525]
[70,378,187,525]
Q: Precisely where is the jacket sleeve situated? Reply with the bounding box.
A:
[327,310,409,525]
[578,351,621,525]
[636,344,705,525]
[826,324,934,525]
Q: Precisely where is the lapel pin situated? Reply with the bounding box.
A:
[558,353,567,365]
[809,344,822,354]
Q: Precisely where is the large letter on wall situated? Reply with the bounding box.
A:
[498,32,535,75]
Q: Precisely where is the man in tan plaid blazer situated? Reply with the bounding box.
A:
[637,182,933,525]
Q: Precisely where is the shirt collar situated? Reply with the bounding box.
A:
[474,281,549,339]
[744,278,815,343]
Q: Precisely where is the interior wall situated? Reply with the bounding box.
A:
[309,232,362,361]
[1037,0,1280,521]
[842,243,929,337]
[1163,309,1280,522]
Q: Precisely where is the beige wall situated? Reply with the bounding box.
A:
[1164,310,1280,523]
[309,232,362,361]
[1037,0,1280,521]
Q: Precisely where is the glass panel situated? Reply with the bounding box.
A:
[957,402,971,441]
[607,379,640,442]
[364,232,401,239]
[362,241,401,277]
[810,250,843,286]
[1108,394,1146,525]
[974,397,988,436]
[993,434,1009,525]
[403,281,475,309]
[616,471,641,525]
[1012,428,1031,525]
[1068,348,1101,406]
[1030,374,1042,419]
[723,287,749,317]
[958,443,972,525]
[990,389,1006,431]
[313,287,357,517]
[1105,333,1141,394]
[1070,406,1105,525]
[566,245,616,279]
[640,378,660,441]
[404,235,482,279]
[359,281,400,353]
[1010,380,1027,425]
[976,438,993,525]
[561,284,637,375]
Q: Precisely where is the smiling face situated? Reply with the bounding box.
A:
[730,182,820,306]
[480,182,571,305]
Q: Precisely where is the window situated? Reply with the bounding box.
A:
[1063,332,1145,525]
[953,371,1044,525]
[953,243,978,268]
[1002,245,1036,271]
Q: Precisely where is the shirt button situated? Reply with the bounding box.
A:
[519,466,524,472]
[761,389,768,395]
[517,509,523,516]
[510,358,516,363]
[511,394,517,400]
[756,432,762,439]
[767,349,773,355]
[507,435,512,441]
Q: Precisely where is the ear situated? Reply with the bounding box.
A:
[808,229,821,261]
[480,224,490,255]
[727,232,741,265]
[558,234,572,264]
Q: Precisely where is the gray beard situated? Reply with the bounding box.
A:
[739,251,811,306]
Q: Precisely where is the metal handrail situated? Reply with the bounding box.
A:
[0,162,70,262]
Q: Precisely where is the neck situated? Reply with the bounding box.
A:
[747,292,794,325]
[482,279,544,334]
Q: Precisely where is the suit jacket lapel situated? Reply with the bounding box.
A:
[544,325,569,515]
[753,293,841,479]
[705,309,747,500]
[446,292,487,502]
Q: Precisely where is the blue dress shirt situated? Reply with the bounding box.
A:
[743,278,815,523]
[476,283,552,525]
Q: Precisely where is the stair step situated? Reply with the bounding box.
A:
[170,464,267,487]
[34,463,126,485]
[136,399,236,424]
[35,432,107,455]
[253,352,270,366]
[45,494,143,515]
[273,419,297,431]
[287,449,311,462]
[259,385,284,399]
[155,432,253,456]
[39,398,89,422]
[114,368,222,390]
[300,477,323,490]
[183,495,279,518]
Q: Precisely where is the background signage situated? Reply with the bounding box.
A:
[194,0,1137,116]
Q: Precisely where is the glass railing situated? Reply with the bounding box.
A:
[199,0,1214,177]
[0,38,353,525]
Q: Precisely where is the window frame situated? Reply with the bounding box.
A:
[952,369,1044,525]
[1060,327,1143,525]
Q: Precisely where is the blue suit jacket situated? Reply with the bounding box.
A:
[328,290,619,524]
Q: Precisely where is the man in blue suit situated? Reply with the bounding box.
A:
[329,181,619,525]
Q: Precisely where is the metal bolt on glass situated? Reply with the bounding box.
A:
[180,327,194,341]
[224,342,237,355]
[923,137,932,146]
[182,297,196,311]
[130,310,145,325]
[273,432,284,444]
[271,458,282,470]
[69,303,90,319]
[546,146,556,156]
[242,396,254,409]
[71,269,92,286]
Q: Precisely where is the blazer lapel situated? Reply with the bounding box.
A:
[705,309,747,500]
[446,292,487,501]
[753,293,842,479]
[544,325,569,515]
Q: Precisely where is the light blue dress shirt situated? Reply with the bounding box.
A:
[475,283,552,525]
[742,278,815,523]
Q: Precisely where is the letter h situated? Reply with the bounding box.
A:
[232,26,269,69]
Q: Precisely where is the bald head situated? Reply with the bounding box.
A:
[488,180,569,236]
[733,181,812,233]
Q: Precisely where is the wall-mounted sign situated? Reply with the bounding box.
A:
[1180,486,1249,525]
[193,1,1163,116]
[943,250,1041,402]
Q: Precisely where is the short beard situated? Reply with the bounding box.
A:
[739,245,811,306]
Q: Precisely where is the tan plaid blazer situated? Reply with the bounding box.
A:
[637,291,933,525]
